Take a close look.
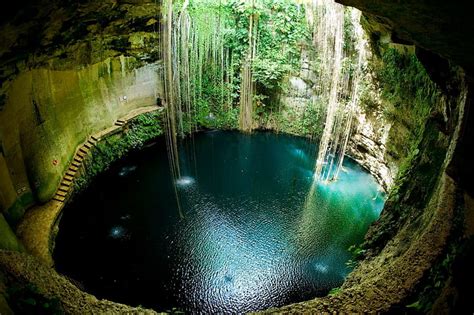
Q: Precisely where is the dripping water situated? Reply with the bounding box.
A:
[239,0,258,132]
[161,0,235,217]
[310,0,367,184]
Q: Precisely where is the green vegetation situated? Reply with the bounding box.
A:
[328,287,341,296]
[231,0,311,125]
[74,112,163,191]
[258,98,325,138]
[404,198,467,313]
[0,213,25,252]
[226,0,309,90]
[379,49,444,210]
[345,243,366,268]
[405,244,460,312]
[125,112,165,149]
[167,0,311,132]
[362,47,448,253]
[4,192,34,225]
[163,0,367,144]
[374,48,439,159]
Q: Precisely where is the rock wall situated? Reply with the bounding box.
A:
[0,57,160,222]
[270,1,474,312]
[0,213,24,252]
[348,108,393,190]
[1,0,473,313]
[276,38,397,191]
[0,251,156,314]
[0,0,162,224]
[335,0,474,74]
[267,56,469,315]
[259,46,322,137]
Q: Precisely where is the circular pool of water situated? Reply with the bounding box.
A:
[54,131,385,313]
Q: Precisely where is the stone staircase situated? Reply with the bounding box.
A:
[53,136,98,202]
[115,119,126,127]
[50,107,160,204]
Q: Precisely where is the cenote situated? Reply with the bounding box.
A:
[3,0,474,313]
[54,131,385,313]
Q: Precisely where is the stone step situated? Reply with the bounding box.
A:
[57,190,68,197]
[77,151,87,158]
[53,196,65,202]
[79,147,89,154]
[61,180,71,187]
[73,157,82,163]
[64,175,74,181]
[58,185,70,193]
[69,165,79,172]
[91,135,99,142]
[84,142,93,149]
[72,161,81,167]
[66,170,76,177]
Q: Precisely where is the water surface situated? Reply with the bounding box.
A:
[54,131,384,313]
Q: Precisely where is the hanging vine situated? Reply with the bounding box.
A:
[161,0,367,185]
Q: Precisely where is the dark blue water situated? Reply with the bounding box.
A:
[54,131,384,313]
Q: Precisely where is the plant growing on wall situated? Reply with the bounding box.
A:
[162,0,312,133]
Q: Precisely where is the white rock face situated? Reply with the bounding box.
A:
[288,77,310,98]
[348,107,395,191]
[279,47,395,191]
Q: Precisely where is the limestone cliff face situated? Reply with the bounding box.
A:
[0,0,162,223]
[348,108,393,190]
[281,49,317,110]
[266,2,473,311]
[259,46,321,136]
[270,48,469,314]
[277,42,396,191]
[0,60,160,217]
[275,1,473,312]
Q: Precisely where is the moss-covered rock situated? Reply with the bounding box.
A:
[74,111,164,192]
[0,293,13,315]
[0,214,24,252]
[268,7,470,311]
[0,251,156,314]
[0,0,161,108]
[0,57,160,215]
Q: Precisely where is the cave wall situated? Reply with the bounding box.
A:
[348,105,394,190]
[277,1,474,312]
[262,46,320,137]
[1,0,473,312]
[273,27,418,192]
[348,44,430,191]
[262,0,474,312]
[267,49,468,314]
[0,0,162,225]
[0,59,160,220]
[334,0,474,75]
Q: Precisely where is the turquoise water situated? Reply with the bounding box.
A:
[54,131,385,313]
